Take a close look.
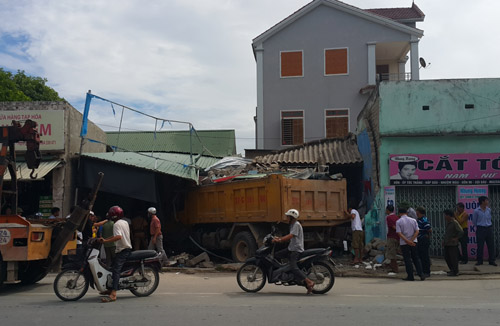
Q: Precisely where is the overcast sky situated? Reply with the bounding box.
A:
[1,0,499,154]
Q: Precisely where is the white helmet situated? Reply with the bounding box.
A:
[148,207,157,215]
[285,209,299,219]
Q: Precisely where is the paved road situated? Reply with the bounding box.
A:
[1,272,499,325]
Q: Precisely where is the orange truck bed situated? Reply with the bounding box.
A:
[179,174,349,227]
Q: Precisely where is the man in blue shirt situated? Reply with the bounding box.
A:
[416,207,432,277]
[472,196,497,266]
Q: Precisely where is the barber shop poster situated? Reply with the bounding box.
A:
[384,186,396,209]
[457,186,488,259]
[389,153,500,185]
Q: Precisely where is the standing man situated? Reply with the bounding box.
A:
[416,207,432,278]
[95,215,116,269]
[148,207,168,266]
[272,209,316,294]
[385,205,399,273]
[345,200,364,264]
[443,209,464,276]
[396,207,425,281]
[131,214,149,250]
[98,206,132,303]
[455,203,469,264]
[472,196,497,266]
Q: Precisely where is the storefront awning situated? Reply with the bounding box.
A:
[3,160,63,181]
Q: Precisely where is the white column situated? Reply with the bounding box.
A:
[255,45,265,149]
[367,42,376,85]
[398,56,408,81]
[410,39,420,81]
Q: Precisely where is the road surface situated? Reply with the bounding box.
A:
[1,272,499,325]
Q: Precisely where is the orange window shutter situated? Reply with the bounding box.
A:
[281,51,303,77]
[326,117,348,138]
[325,49,348,75]
[292,119,303,145]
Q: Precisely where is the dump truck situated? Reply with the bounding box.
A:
[177,174,349,262]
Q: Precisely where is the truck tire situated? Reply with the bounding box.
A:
[19,260,49,284]
[231,231,257,263]
[0,255,5,287]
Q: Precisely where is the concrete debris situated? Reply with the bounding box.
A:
[168,252,215,268]
[198,261,215,268]
[369,250,383,257]
[186,252,210,267]
[218,263,243,272]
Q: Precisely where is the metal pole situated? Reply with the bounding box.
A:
[152,119,158,157]
[189,124,193,165]
[114,106,125,155]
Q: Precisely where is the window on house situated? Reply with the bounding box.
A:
[325,109,349,138]
[281,51,303,77]
[325,48,348,75]
[281,111,304,146]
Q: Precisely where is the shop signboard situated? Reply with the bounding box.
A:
[457,186,489,259]
[389,153,500,185]
[0,110,65,151]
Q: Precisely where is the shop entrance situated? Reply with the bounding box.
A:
[396,186,456,257]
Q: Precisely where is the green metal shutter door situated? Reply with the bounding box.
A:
[396,186,456,257]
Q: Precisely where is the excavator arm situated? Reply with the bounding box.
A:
[0,120,41,213]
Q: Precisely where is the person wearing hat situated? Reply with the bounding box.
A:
[272,209,315,294]
[147,207,168,266]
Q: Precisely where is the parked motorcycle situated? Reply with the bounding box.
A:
[53,239,162,301]
[236,231,335,294]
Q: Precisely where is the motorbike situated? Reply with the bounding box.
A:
[53,239,162,301]
[236,231,335,294]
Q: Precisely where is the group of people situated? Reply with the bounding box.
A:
[384,195,496,281]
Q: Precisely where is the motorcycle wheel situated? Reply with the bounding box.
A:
[306,261,335,294]
[53,269,89,301]
[236,263,266,293]
[129,266,160,297]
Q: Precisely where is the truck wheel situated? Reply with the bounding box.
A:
[231,231,257,263]
[0,255,5,287]
[19,260,49,284]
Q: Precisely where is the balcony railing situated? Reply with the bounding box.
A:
[377,72,412,82]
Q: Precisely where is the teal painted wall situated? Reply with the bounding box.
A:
[379,79,500,135]
[373,78,500,239]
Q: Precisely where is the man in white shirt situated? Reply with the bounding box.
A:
[345,200,364,264]
[99,206,132,302]
[396,207,425,281]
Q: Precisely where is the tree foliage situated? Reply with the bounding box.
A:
[0,68,63,102]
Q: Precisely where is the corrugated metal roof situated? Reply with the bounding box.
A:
[81,152,220,183]
[105,130,236,158]
[255,135,362,165]
[3,160,62,181]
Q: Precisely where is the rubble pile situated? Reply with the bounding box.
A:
[364,238,404,267]
[168,252,215,269]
